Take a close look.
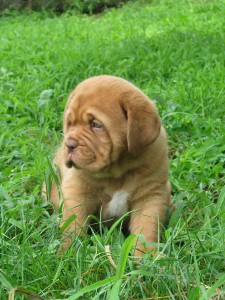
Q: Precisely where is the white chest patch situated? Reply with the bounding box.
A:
[107,191,129,218]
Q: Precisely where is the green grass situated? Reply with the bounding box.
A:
[0,0,225,299]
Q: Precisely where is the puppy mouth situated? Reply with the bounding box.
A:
[65,157,82,169]
[65,146,96,170]
[64,143,106,172]
[65,151,81,169]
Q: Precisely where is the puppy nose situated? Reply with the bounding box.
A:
[66,139,78,153]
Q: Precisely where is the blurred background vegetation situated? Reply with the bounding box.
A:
[0,0,129,14]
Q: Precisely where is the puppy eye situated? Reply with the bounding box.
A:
[91,120,103,129]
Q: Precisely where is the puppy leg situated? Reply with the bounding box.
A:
[59,186,96,253]
[129,197,169,257]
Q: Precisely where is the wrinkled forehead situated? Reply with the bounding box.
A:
[66,84,124,118]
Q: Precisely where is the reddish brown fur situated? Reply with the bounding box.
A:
[43,75,173,256]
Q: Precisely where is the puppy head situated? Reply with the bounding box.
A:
[63,75,161,174]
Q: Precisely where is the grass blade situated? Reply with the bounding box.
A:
[115,233,135,280]
[217,185,225,210]
[66,276,116,300]
[109,279,122,300]
[59,214,76,232]
[109,234,136,299]
[8,287,45,300]
[199,274,225,300]
[104,211,132,244]
[0,269,13,290]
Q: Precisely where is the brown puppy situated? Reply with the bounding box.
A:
[44,75,173,256]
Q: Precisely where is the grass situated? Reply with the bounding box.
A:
[0,0,225,299]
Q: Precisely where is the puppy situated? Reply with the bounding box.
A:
[44,75,173,256]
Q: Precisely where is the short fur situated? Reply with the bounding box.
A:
[44,75,173,256]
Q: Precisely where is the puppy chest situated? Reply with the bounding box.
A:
[105,191,129,218]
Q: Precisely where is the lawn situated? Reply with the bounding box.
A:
[0,0,225,299]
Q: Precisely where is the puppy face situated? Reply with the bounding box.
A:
[63,75,160,175]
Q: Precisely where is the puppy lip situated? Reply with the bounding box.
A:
[65,159,81,170]
[65,159,73,168]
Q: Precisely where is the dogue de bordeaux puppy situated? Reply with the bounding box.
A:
[44,75,173,257]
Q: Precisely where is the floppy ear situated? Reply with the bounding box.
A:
[121,91,161,155]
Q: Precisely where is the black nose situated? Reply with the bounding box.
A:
[66,139,78,153]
